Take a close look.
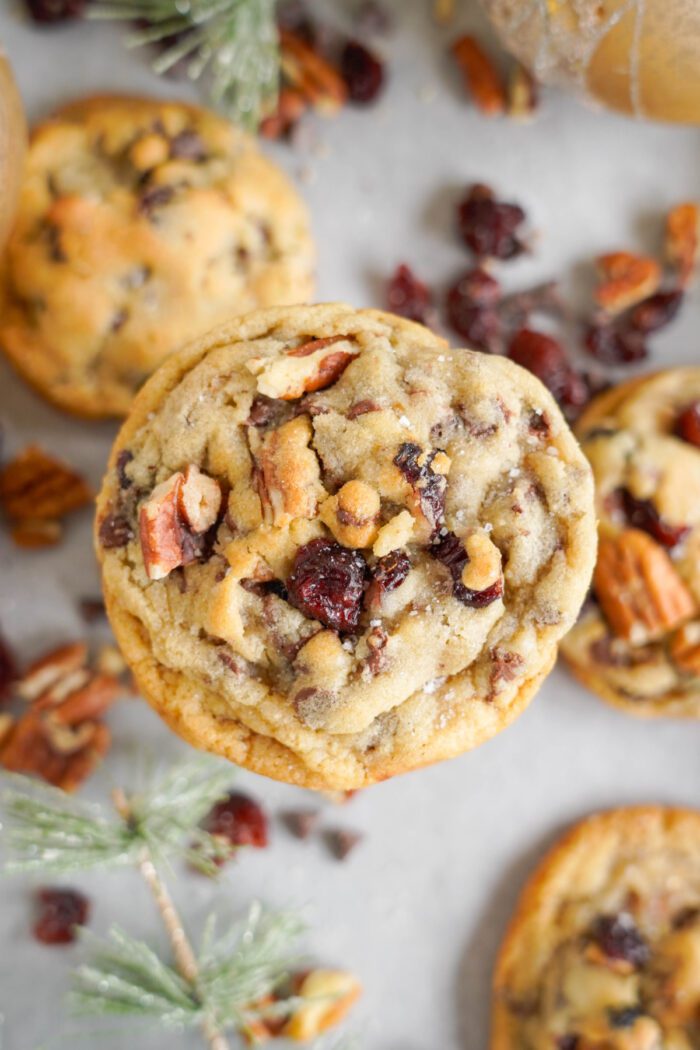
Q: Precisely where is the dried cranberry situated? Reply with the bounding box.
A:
[431,530,503,608]
[446,269,502,351]
[205,791,268,848]
[628,289,683,333]
[590,913,649,969]
[676,401,700,447]
[25,0,85,22]
[287,539,367,634]
[33,888,90,945]
[584,322,648,365]
[457,184,526,261]
[508,329,580,405]
[369,550,410,596]
[0,630,16,704]
[341,40,385,103]
[618,488,690,548]
[386,264,433,324]
[394,443,446,533]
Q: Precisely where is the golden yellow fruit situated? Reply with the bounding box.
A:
[481,0,700,124]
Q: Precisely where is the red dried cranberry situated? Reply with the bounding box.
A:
[205,791,268,848]
[33,888,90,945]
[457,184,526,261]
[446,269,502,351]
[25,0,85,22]
[341,40,385,103]
[628,289,683,333]
[287,539,367,633]
[370,550,410,595]
[590,913,649,969]
[508,329,580,404]
[584,322,648,365]
[431,530,503,607]
[394,443,446,533]
[386,264,433,324]
[0,630,17,704]
[618,488,690,549]
[676,401,700,447]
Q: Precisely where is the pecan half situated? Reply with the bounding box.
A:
[594,252,661,315]
[666,202,699,285]
[594,529,696,644]
[451,36,506,116]
[669,621,700,676]
[280,30,348,114]
[282,970,361,1041]
[0,445,91,545]
[247,340,358,401]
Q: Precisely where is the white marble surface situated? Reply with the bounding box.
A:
[1,2,700,1049]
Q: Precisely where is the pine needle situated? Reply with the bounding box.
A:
[89,0,280,129]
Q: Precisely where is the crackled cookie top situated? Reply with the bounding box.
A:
[492,806,700,1050]
[561,369,700,718]
[0,95,314,417]
[96,304,595,790]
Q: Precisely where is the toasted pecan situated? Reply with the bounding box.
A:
[0,445,92,522]
[451,35,506,116]
[280,30,348,114]
[666,202,700,285]
[594,252,661,314]
[594,529,696,644]
[669,621,700,676]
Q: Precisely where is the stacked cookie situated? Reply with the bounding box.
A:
[95,303,596,790]
[0,95,314,416]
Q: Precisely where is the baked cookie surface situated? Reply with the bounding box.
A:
[0,95,314,417]
[96,303,596,790]
[492,805,700,1050]
[561,369,700,718]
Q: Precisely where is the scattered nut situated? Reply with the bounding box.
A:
[594,529,696,644]
[16,642,88,702]
[320,479,380,548]
[451,35,506,116]
[669,621,700,676]
[260,87,308,139]
[280,30,348,114]
[11,518,63,548]
[508,62,538,120]
[283,969,362,1041]
[0,445,92,547]
[666,202,700,285]
[594,252,661,315]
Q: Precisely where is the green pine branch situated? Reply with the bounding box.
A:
[0,761,311,1050]
[88,0,280,130]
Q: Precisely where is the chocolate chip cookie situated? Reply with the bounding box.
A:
[492,805,700,1050]
[561,369,700,718]
[0,95,314,417]
[95,303,596,790]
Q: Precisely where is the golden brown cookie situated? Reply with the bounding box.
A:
[560,369,700,718]
[95,303,596,791]
[0,95,314,417]
[492,805,700,1050]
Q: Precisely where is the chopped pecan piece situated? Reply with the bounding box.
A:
[319,479,380,549]
[666,202,699,284]
[139,465,219,580]
[282,969,361,1041]
[0,445,92,545]
[594,529,696,644]
[247,339,358,401]
[508,63,538,120]
[451,35,506,116]
[17,642,88,702]
[260,87,308,139]
[279,30,348,114]
[594,252,661,315]
[252,416,325,528]
[669,621,700,676]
